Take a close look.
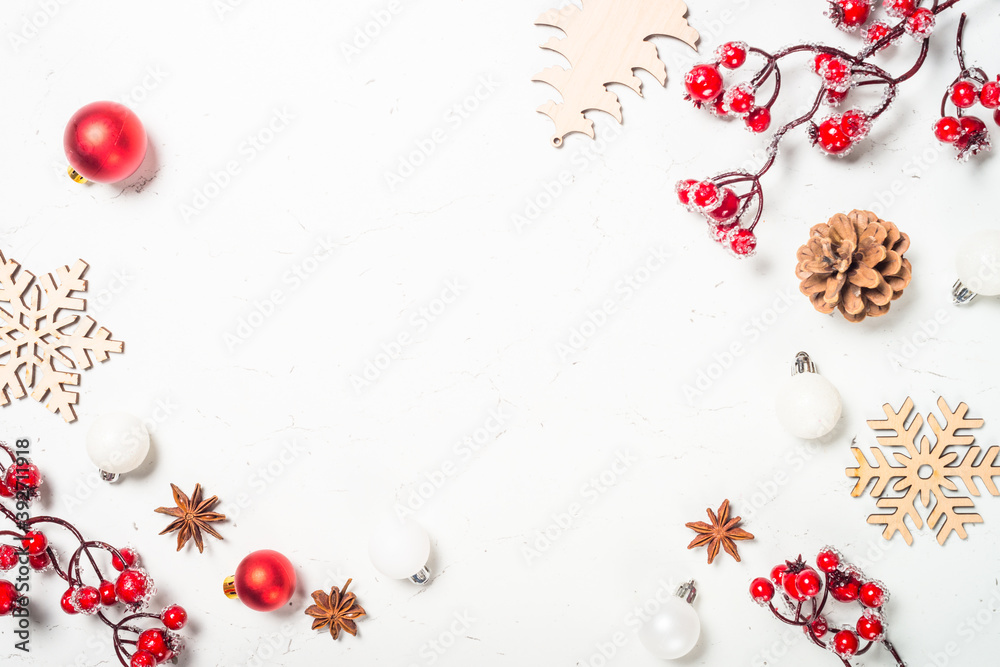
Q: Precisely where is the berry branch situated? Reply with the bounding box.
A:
[676,0,971,258]
[750,548,905,666]
[0,442,187,667]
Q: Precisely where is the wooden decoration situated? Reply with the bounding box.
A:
[0,250,123,422]
[534,0,699,147]
[847,397,1000,546]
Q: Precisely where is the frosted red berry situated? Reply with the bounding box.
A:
[834,629,860,656]
[830,577,861,602]
[815,117,853,155]
[0,545,18,571]
[812,53,834,74]
[676,179,697,208]
[829,0,872,30]
[956,116,989,152]
[857,613,885,641]
[730,229,757,257]
[950,80,980,109]
[708,188,740,222]
[717,42,748,69]
[4,463,41,499]
[21,531,47,556]
[934,116,963,143]
[807,616,829,639]
[685,65,724,103]
[0,580,18,616]
[709,222,738,244]
[746,107,771,133]
[860,581,886,608]
[864,21,893,48]
[980,81,1000,109]
[162,605,188,631]
[905,8,935,39]
[130,650,157,667]
[61,588,79,615]
[116,569,153,608]
[691,181,721,210]
[112,547,139,572]
[822,58,852,92]
[841,109,870,141]
[0,478,12,499]
[795,569,822,598]
[750,577,775,604]
[28,552,50,571]
[816,549,840,573]
[883,0,916,18]
[770,564,788,585]
[994,109,1000,127]
[99,580,118,606]
[724,84,755,117]
[76,586,101,614]
[138,628,173,663]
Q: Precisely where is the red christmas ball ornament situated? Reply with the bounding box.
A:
[64,102,147,184]
[223,550,296,612]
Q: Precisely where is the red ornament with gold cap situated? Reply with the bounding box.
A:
[63,101,147,184]
[223,550,296,612]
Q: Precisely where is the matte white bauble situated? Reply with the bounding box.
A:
[368,517,431,584]
[639,597,701,659]
[775,353,842,439]
[955,230,1000,297]
[86,413,150,481]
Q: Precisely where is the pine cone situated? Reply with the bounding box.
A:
[796,210,912,322]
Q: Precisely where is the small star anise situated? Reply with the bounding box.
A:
[306,579,367,640]
[154,483,226,553]
[685,499,754,564]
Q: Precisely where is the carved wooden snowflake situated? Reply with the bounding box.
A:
[847,397,1000,545]
[0,250,123,422]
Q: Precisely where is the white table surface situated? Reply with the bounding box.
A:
[2,0,999,665]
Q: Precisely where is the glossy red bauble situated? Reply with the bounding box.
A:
[0,580,18,616]
[64,102,147,183]
[750,577,775,603]
[685,65,724,103]
[833,629,860,656]
[162,604,188,630]
[228,550,297,612]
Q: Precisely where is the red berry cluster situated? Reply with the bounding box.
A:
[749,548,902,666]
[0,443,187,667]
[675,0,965,256]
[933,14,996,161]
[675,177,757,257]
[683,42,774,134]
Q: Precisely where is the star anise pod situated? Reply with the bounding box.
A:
[685,499,754,564]
[305,579,367,640]
[154,483,226,553]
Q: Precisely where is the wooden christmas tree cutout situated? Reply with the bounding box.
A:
[847,397,1000,546]
[0,250,123,422]
[534,0,699,147]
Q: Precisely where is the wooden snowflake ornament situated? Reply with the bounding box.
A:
[0,250,123,422]
[534,0,699,147]
[847,397,1000,546]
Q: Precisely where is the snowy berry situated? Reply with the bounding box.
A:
[130,652,157,667]
[675,179,698,208]
[749,578,775,604]
[162,605,188,631]
[904,8,935,40]
[828,0,872,31]
[112,547,139,572]
[821,57,853,92]
[956,116,989,154]
[708,222,738,244]
[716,42,748,69]
[115,569,154,609]
[75,586,102,615]
[730,229,757,257]
[137,629,174,663]
[995,109,1000,127]
[816,549,840,573]
[783,570,808,600]
[813,116,854,155]
[61,588,79,615]
[4,462,41,500]
[864,21,894,49]
[28,552,51,571]
[21,531,47,556]
[860,581,886,608]
[834,629,860,657]
[950,80,980,109]
[745,107,771,133]
[979,81,1000,109]
[824,89,849,107]
[724,83,755,117]
[830,574,861,602]
[857,612,885,641]
[770,564,788,585]
[691,181,721,210]
[807,617,829,639]
[0,581,19,616]
[707,188,740,223]
[934,116,963,143]
[795,569,823,598]
[883,0,916,19]
[708,96,731,117]
[99,580,118,606]
[841,109,870,141]
[0,545,18,571]
[812,53,834,74]
[685,65,724,103]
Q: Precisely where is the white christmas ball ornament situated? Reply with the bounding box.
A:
[955,230,1000,301]
[86,413,150,482]
[368,517,431,584]
[775,352,842,439]
[639,583,701,660]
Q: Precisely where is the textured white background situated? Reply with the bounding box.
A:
[1,0,999,665]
